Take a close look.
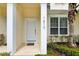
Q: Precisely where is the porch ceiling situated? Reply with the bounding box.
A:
[16,4,40,18]
[0,4,6,17]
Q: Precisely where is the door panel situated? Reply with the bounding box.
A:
[26,20,36,43]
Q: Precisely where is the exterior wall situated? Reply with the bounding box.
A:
[19,3,41,45]
[47,9,79,42]
[15,3,48,54]
[15,5,24,50]
[23,4,40,18]
[23,4,40,45]
[15,4,41,51]
[0,4,6,44]
[0,17,6,43]
[74,13,79,35]
[13,3,47,54]
[0,4,6,17]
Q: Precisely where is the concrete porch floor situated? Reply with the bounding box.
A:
[14,44,40,56]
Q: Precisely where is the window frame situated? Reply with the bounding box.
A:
[49,15,69,36]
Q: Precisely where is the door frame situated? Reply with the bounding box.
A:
[24,18,38,44]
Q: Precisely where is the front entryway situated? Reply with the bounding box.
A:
[14,44,40,56]
[25,18,37,45]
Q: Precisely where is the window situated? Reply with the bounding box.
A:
[60,17,67,34]
[50,17,58,35]
[50,17,68,36]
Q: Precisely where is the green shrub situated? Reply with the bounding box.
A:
[50,43,79,56]
[0,52,10,56]
[35,54,47,56]
[47,43,52,49]
[0,34,5,46]
[47,43,79,56]
[47,48,54,56]
[74,52,79,56]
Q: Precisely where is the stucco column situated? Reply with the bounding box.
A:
[7,4,16,55]
[40,3,47,54]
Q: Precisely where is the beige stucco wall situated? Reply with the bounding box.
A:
[0,4,6,17]
[0,4,6,44]
[15,4,41,50]
[23,4,41,46]
[0,17,6,43]
[15,5,24,50]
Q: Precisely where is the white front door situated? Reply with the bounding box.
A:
[26,19,37,44]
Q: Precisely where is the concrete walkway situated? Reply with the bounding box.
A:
[14,44,40,56]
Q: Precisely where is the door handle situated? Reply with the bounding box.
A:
[35,28,36,35]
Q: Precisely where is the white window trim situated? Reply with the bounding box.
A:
[49,15,69,36]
